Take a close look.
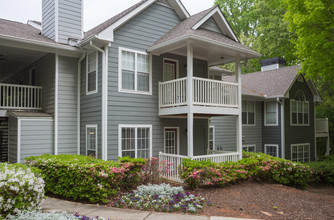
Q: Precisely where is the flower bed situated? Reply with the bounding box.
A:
[25,154,146,203]
[0,163,44,220]
[111,183,212,213]
[180,152,315,189]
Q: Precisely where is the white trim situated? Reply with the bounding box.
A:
[170,0,190,19]
[77,53,86,155]
[281,101,285,159]
[191,7,238,42]
[163,58,179,81]
[236,57,243,160]
[54,54,59,155]
[17,119,21,163]
[55,0,59,42]
[290,99,310,126]
[15,118,53,121]
[118,124,153,158]
[209,125,215,151]
[86,124,98,158]
[242,144,256,153]
[291,143,310,162]
[103,46,108,160]
[264,144,279,157]
[264,101,279,126]
[118,47,152,95]
[164,127,180,155]
[86,51,98,95]
[242,100,256,126]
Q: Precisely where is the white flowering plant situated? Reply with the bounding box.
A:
[0,163,45,219]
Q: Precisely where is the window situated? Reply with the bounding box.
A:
[242,101,255,125]
[265,144,279,157]
[86,52,98,95]
[119,125,152,158]
[291,143,310,163]
[209,126,215,150]
[243,145,256,152]
[265,101,278,126]
[119,48,151,94]
[291,91,309,126]
[86,125,97,158]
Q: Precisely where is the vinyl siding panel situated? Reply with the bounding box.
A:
[209,116,237,152]
[8,116,17,163]
[107,3,184,160]
[20,119,53,163]
[199,17,223,34]
[284,79,316,161]
[42,0,56,40]
[57,56,78,154]
[80,53,102,159]
[58,0,82,43]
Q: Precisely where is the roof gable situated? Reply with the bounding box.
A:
[199,17,223,34]
[192,6,238,42]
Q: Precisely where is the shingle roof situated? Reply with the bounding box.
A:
[150,7,258,55]
[0,19,54,43]
[84,0,149,39]
[222,66,300,98]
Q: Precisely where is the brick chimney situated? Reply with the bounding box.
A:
[42,0,83,44]
[260,57,286,71]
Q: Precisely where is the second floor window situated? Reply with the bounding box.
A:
[291,91,309,126]
[119,48,151,95]
[86,52,98,95]
[242,101,255,125]
[265,101,278,126]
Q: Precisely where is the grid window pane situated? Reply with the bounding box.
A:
[266,145,278,157]
[266,102,277,125]
[291,99,309,125]
[242,101,255,125]
[291,144,310,162]
[137,72,149,92]
[122,51,135,70]
[122,70,135,90]
[121,126,150,159]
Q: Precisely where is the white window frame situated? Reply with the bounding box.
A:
[86,124,98,158]
[118,47,152,95]
[209,126,215,151]
[86,51,98,95]
[264,101,279,126]
[164,127,180,155]
[242,100,256,126]
[264,144,279,157]
[290,99,310,126]
[118,124,152,158]
[291,143,310,163]
[243,145,256,152]
[163,58,179,81]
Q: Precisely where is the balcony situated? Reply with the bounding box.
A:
[0,83,42,110]
[316,118,329,137]
[159,77,239,116]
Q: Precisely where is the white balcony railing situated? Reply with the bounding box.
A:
[0,83,42,110]
[159,77,238,109]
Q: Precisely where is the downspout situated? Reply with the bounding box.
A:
[277,98,285,159]
[89,41,108,161]
[77,53,86,155]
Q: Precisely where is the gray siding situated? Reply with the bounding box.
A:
[262,102,282,156]
[80,53,102,158]
[42,0,56,40]
[199,17,223,34]
[0,118,8,162]
[58,0,83,43]
[242,101,263,152]
[20,119,54,163]
[58,56,78,154]
[284,79,316,161]
[8,116,17,163]
[210,116,237,152]
[107,3,182,160]
[157,0,172,7]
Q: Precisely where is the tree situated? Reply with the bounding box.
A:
[284,0,334,86]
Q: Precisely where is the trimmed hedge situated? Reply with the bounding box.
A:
[308,155,334,185]
[180,152,315,189]
[0,163,44,219]
[25,154,146,203]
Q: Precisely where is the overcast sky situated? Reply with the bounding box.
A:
[0,0,215,31]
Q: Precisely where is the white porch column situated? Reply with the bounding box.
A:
[235,57,242,160]
[187,43,194,158]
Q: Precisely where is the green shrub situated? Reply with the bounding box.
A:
[180,152,314,189]
[0,163,45,219]
[25,154,146,203]
[308,155,334,185]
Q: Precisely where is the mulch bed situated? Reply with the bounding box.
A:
[189,180,334,219]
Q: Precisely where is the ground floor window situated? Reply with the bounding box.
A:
[243,145,256,152]
[119,125,152,158]
[264,144,279,157]
[86,125,97,158]
[291,143,310,163]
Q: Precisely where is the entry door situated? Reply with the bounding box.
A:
[165,128,178,154]
[163,59,178,81]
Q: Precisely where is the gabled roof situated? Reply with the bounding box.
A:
[0,19,54,43]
